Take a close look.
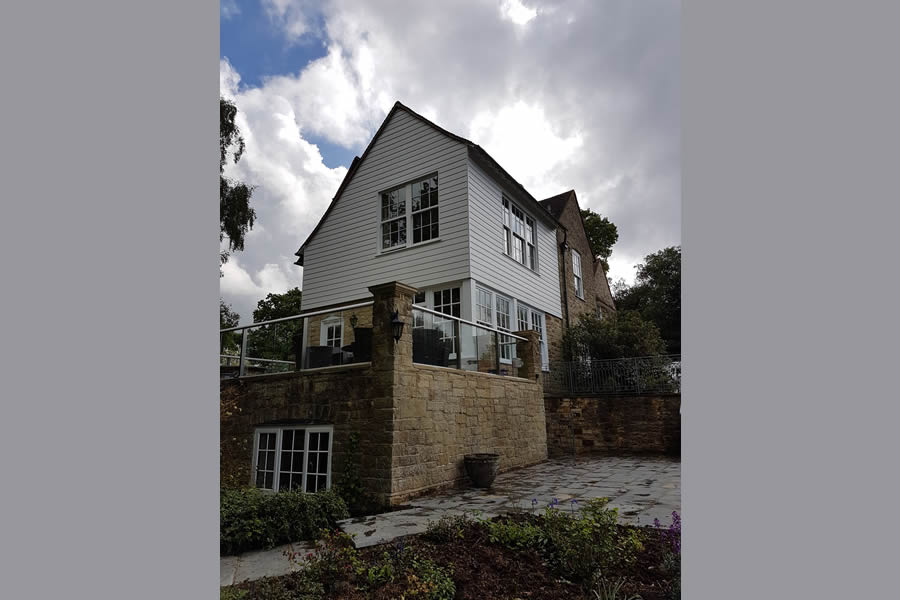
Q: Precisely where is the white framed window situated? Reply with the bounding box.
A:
[529,310,549,371]
[476,287,493,326]
[596,305,603,319]
[413,290,426,329]
[433,287,461,356]
[320,316,343,348]
[517,303,549,371]
[501,195,537,271]
[252,425,333,493]
[380,174,438,251]
[495,294,513,362]
[572,250,584,299]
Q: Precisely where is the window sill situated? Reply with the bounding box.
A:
[375,237,442,257]
[499,251,539,275]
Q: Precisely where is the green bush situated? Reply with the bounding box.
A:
[422,513,471,543]
[220,488,350,555]
[405,558,455,600]
[483,518,544,551]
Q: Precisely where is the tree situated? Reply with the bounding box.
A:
[220,299,241,357]
[220,97,255,273]
[615,246,681,353]
[580,208,619,273]
[562,310,667,360]
[247,288,304,363]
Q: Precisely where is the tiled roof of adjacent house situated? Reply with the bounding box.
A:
[538,190,576,219]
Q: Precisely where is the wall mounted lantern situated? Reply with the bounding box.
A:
[390,309,404,342]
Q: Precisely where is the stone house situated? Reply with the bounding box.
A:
[221,102,619,505]
[538,190,617,364]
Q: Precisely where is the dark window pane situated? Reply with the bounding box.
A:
[308,453,317,473]
[309,432,319,451]
[281,430,293,450]
[256,471,265,488]
[306,474,317,492]
[279,471,290,491]
[264,472,274,489]
[318,475,327,490]
[280,451,292,473]
[294,431,305,451]
[452,288,460,303]
[319,432,329,450]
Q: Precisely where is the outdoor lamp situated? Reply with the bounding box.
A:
[390,309,404,342]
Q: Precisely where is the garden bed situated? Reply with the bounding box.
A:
[222,500,680,599]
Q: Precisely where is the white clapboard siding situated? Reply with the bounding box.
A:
[301,109,470,310]
[467,158,562,318]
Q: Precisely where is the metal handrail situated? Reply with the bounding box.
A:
[412,305,528,341]
[219,301,374,333]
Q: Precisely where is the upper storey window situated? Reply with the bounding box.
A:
[502,196,537,271]
[380,175,439,251]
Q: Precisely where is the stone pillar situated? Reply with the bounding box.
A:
[368,281,417,375]
[515,330,543,385]
[367,281,417,506]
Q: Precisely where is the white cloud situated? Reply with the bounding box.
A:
[262,0,319,43]
[500,0,538,26]
[221,0,240,20]
[469,101,583,199]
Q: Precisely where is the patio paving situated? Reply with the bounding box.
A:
[220,455,680,585]
[341,455,680,548]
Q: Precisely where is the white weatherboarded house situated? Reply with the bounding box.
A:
[295,102,561,369]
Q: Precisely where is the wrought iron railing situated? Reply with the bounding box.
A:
[544,354,681,395]
[411,306,527,377]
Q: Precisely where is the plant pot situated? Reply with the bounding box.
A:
[464,453,500,488]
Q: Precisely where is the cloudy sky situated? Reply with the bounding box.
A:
[220,0,680,324]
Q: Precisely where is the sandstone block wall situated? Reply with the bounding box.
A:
[545,394,680,457]
[219,364,395,503]
[389,365,547,504]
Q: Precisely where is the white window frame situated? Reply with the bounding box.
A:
[475,287,494,326]
[251,425,334,493]
[319,316,343,348]
[501,195,538,272]
[495,293,514,364]
[517,302,549,372]
[572,249,584,299]
[433,286,461,358]
[379,173,439,253]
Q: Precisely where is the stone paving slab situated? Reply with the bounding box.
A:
[220,455,680,586]
[221,541,314,587]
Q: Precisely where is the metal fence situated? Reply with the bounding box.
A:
[544,354,681,396]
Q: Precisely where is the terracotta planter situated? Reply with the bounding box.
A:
[464,453,500,488]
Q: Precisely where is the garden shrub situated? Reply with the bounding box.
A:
[220,488,350,555]
[405,558,455,600]
[482,518,544,551]
[422,513,471,543]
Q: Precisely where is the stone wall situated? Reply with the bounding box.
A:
[554,193,615,324]
[220,363,395,505]
[544,394,680,457]
[389,364,547,504]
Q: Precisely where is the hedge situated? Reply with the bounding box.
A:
[220,487,350,555]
